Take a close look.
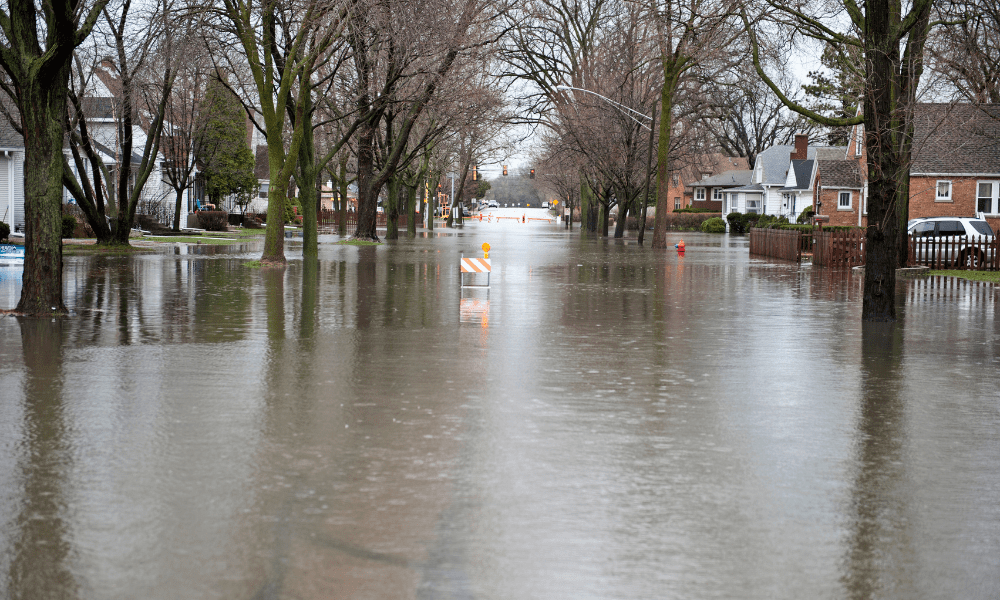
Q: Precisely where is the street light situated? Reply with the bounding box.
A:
[555,85,653,131]
[554,84,658,244]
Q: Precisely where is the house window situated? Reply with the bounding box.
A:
[747,196,761,214]
[936,180,952,202]
[713,188,724,201]
[671,174,679,186]
[695,188,705,201]
[838,191,851,210]
[977,181,998,214]
[674,197,681,210]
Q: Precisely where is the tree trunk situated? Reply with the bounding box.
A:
[173,187,186,231]
[17,80,68,315]
[262,138,292,263]
[406,183,417,237]
[385,175,400,240]
[338,157,348,236]
[354,118,380,241]
[298,97,319,258]
[614,193,629,238]
[861,0,899,321]
[652,77,676,249]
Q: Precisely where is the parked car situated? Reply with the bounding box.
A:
[907,216,995,268]
[486,200,499,208]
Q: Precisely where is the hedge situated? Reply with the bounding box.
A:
[700,217,727,233]
[625,212,722,231]
[197,211,229,231]
[61,214,77,239]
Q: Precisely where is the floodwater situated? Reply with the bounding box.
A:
[1,212,998,599]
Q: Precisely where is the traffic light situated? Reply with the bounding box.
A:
[472,165,477,181]
[502,165,508,176]
[529,169,535,179]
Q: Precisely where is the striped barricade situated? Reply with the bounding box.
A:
[460,255,491,287]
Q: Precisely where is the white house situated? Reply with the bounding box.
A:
[724,134,847,221]
[0,119,24,234]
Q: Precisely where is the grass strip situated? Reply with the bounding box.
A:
[62,243,157,256]
[144,236,251,245]
[927,269,1000,283]
[335,239,380,246]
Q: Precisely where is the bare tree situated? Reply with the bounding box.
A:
[693,63,813,164]
[0,0,108,314]
[64,0,177,245]
[646,0,742,248]
[216,0,343,264]
[346,0,501,242]
[742,0,935,321]
[160,33,217,231]
[928,0,1000,103]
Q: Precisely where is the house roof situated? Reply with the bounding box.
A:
[779,159,814,191]
[910,103,1000,174]
[755,143,848,186]
[728,183,765,193]
[674,153,749,184]
[0,117,22,149]
[688,169,752,188]
[818,159,862,189]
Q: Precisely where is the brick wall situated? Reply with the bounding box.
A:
[818,189,864,226]
[908,176,979,218]
[666,175,687,212]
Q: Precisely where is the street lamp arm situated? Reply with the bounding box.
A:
[555,85,653,131]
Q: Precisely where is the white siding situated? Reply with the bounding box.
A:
[13,152,23,231]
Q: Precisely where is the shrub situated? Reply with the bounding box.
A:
[62,214,77,239]
[669,212,720,231]
[198,210,229,231]
[754,214,790,228]
[700,217,727,233]
[242,215,264,229]
[772,224,815,232]
[674,206,718,214]
[797,205,815,224]
[727,212,751,234]
[0,221,9,241]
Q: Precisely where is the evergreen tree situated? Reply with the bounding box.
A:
[197,76,257,212]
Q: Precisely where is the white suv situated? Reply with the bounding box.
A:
[907,216,995,268]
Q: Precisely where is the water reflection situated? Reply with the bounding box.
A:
[7,319,75,600]
[0,234,997,598]
[844,323,912,599]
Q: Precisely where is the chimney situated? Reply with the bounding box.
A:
[791,133,808,161]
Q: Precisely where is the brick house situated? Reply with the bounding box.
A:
[666,154,749,212]
[822,103,1000,230]
[688,169,752,212]
[814,158,864,227]
[908,104,1000,231]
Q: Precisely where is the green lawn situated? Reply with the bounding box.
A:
[927,270,1000,283]
[144,235,258,245]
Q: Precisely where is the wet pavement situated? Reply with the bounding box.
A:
[1,212,998,599]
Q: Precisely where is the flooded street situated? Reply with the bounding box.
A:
[1,216,998,599]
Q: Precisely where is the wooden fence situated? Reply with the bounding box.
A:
[908,234,999,270]
[749,228,802,262]
[813,229,866,268]
[752,228,1000,271]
